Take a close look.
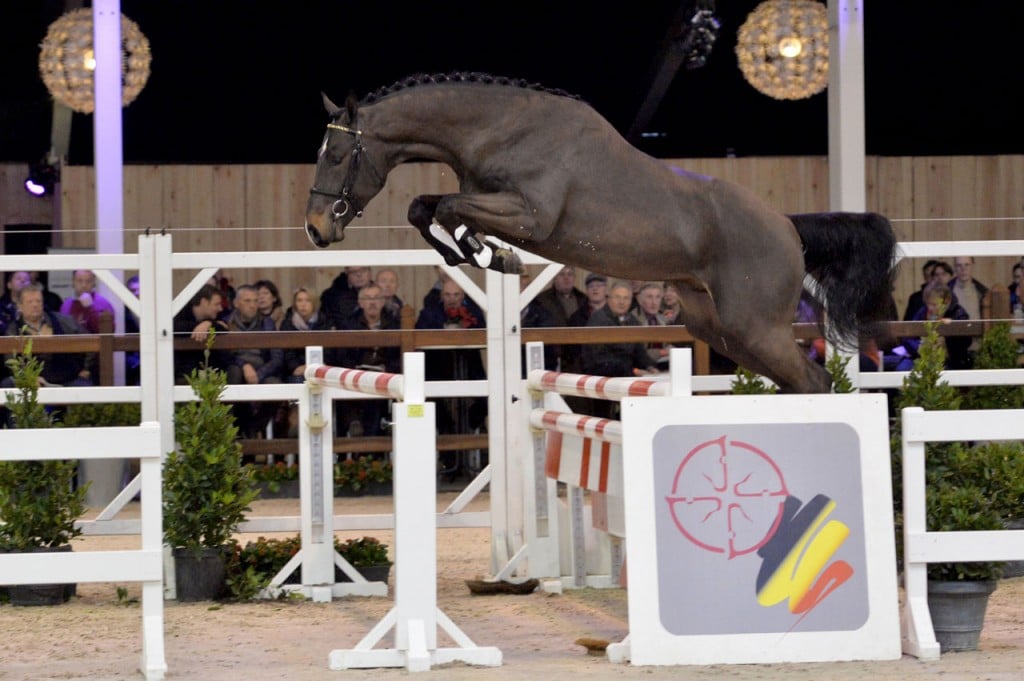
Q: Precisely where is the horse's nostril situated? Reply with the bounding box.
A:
[305,223,328,249]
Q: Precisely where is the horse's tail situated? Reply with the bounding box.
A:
[788,211,899,351]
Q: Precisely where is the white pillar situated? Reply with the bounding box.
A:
[827,0,866,211]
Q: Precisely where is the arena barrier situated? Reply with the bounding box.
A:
[0,423,166,679]
[900,406,1024,659]
[302,351,502,671]
[524,345,902,666]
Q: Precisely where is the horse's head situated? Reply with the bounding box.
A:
[304,93,386,248]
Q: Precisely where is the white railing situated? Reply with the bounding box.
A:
[900,406,1024,660]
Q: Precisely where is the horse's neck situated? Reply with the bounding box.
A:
[366,87,517,169]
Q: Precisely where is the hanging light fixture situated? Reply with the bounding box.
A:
[37,7,151,114]
[735,0,829,101]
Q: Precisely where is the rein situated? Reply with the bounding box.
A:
[308,120,383,223]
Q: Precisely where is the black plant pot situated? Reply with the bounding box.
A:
[5,545,76,606]
[173,546,227,601]
[335,564,391,584]
[927,579,997,652]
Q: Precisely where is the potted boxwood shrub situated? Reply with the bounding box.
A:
[163,331,258,601]
[247,461,300,498]
[0,341,87,605]
[224,534,392,599]
[891,323,1024,651]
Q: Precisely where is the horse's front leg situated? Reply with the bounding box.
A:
[408,194,470,267]
[434,192,540,274]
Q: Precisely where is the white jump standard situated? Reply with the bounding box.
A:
[303,352,502,672]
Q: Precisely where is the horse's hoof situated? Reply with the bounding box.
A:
[494,248,524,274]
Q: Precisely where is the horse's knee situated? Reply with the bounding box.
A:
[407,195,439,228]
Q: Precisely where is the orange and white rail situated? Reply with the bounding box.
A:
[305,363,405,399]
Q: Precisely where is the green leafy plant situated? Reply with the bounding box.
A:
[62,402,142,428]
[825,352,855,393]
[891,323,1024,581]
[247,461,299,494]
[0,340,87,550]
[729,367,777,394]
[333,455,393,492]
[224,534,391,600]
[335,536,391,567]
[962,322,1024,410]
[163,330,257,553]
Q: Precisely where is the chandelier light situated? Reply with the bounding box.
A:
[735,0,829,101]
[38,7,151,114]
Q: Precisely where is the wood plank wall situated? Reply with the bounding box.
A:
[3,156,1023,320]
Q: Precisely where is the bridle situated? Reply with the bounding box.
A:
[308,118,383,226]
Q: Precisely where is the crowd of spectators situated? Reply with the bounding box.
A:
[2,255,1022,466]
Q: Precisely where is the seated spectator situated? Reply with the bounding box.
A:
[519,269,558,373]
[581,281,657,418]
[280,286,326,383]
[172,283,229,382]
[631,281,672,369]
[1,283,93,387]
[60,269,116,334]
[0,271,33,328]
[660,282,683,323]
[224,284,285,436]
[888,282,970,371]
[415,278,488,477]
[321,265,372,327]
[1010,262,1023,315]
[534,265,587,372]
[329,283,401,438]
[125,274,141,385]
[903,260,940,321]
[374,268,404,318]
[421,266,452,310]
[565,273,608,372]
[254,279,285,329]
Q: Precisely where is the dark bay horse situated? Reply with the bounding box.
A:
[304,73,897,394]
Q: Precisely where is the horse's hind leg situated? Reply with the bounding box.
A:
[729,326,832,394]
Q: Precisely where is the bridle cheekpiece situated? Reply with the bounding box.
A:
[308,119,381,225]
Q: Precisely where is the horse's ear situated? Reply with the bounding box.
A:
[321,91,341,117]
[344,92,358,122]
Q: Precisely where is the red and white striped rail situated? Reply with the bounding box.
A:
[305,364,405,400]
[528,409,623,444]
[527,369,670,401]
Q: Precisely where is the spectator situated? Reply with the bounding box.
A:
[254,279,285,329]
[29,271,63,312]
[125,274,141,385]
[422,266,452,310]
[321,265,373,327]
[1010,262,1023,315]
[581,281,657,418]
[280,286,326,383]
[1,283,93,387]
[374,268,404,318]
[519,270,558,373]
[889,282,971,371]
[172,283,229,382]
[330,283,401,438]
[1,270,33,328]
[534,265,587,371]
[415,278,487,477]
[930,260,954,288]
[631,281,672,369]
[208,270,236,319]
[660,282,683,324]
[903,259,940,321]
[223,284,285,437]
[559,272,609,413]
[951,256,988,360]
[60,269,115,334]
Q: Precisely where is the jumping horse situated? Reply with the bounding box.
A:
[305,72,897,394]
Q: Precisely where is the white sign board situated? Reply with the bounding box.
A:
[621,393,900,665]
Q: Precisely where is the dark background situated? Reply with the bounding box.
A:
[2,1,1021,165]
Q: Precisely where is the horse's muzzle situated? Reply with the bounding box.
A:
[305,222,332,249]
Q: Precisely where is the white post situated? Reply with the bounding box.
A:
[300,346,334,602]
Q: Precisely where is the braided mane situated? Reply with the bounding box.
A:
[360,71,582,105]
